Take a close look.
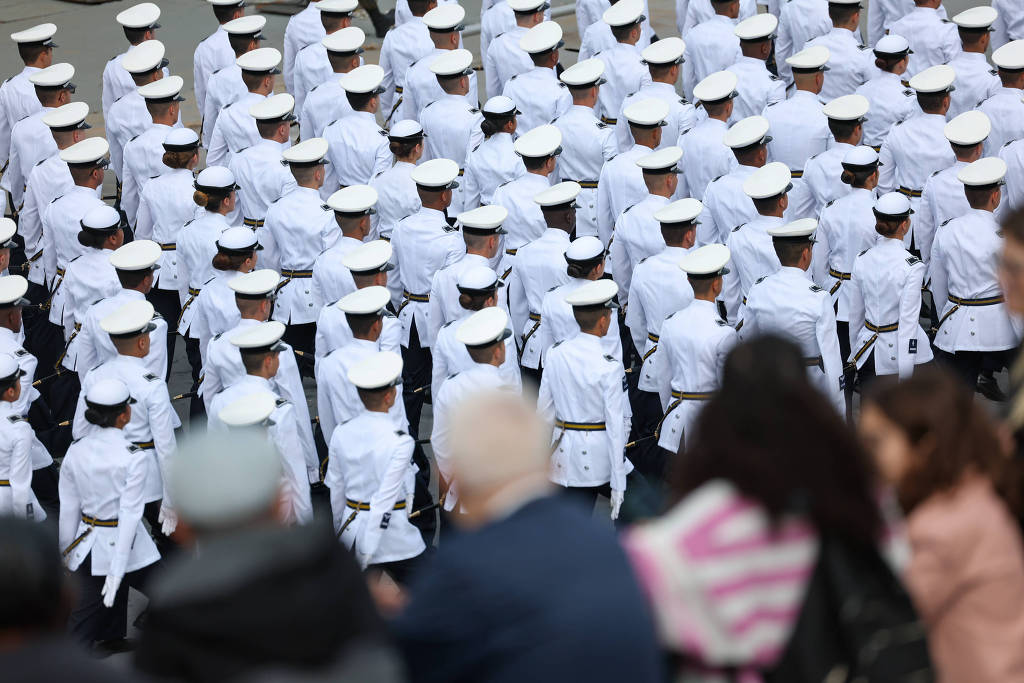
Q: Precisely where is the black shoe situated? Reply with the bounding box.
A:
[977,374,1008,402]
[370,8,395,38]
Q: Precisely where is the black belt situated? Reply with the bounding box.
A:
[600,115,617,125]
[828,267,851,295]
[791,170,804,179]
[133,440,155,449]
[243,217,264,228]
[528,312,541,322]
[948,294,1004,306]
[670,390,713,401]
[394,85,403,94]
[898,186,922,198]
[160,242,176,251]
[505,248,518,256]
[555,419,606,431]
[866,320,898,333]
[0,480,8,486]
[81,513,118,527]
[281,269,313,278]
[569,179,598,189]
[403,290,429,303]
[345,498,407,511]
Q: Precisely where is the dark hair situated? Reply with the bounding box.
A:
[916,91,948,113]
[753,194,785,214]
[123,26,150,45]
[689,276,718,296]
[523,155,549,172]
[194,189,228,212]
[346,91,376,111]
[840,166,875,187]
[214,3,241,23]
[321,14,347,32]
[773,239,810,266]
[827,118,860,141]
[256,119,286,139]
[566,257,602,279]
[389,138,419,157]
[241,350,273,374]
[346,312,380,337]
[0,517,68,632]
[117,268,151,290]
[467,342,499,363]
[356,385,391,409]
[703,100,731,118]
[827,4,859,25]
[77,228,118,249]
[874,54,905,72]
[162,149,197,169]
[212,250,253,271]
[874,214,905,238]
[34,86,64,107]
[229,33,257,56]
[69,164,100,186]
[864,367,1019,514]
[17,42,50,64]
[457,290,492,311]
[481,114,514,138]
[610,23,637,42]
[241,70,270,92]
[672,335,883,545]
[572,305,609,332]
[84,402,128,428]
[964,184,999,209]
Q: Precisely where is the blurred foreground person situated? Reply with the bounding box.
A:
[135,431,401,683]
[394,391,662,683]
[624,336,932,681]
[861,368,1024,682]
[0,518,138,682]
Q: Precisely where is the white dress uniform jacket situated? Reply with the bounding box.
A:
[846,237,932,378]
[207,91,264,169]
[578,15,654,62]
[724,214,784,315]
[538,333,631,490]
[615,83,698,153]
[947,52,1000,120]
[812,187,880,318]
[120,122,172,225]
[552,109,614,239]
[507,228,571,368]
[804,28,876,103]
[993,0,1024,49]
[803,142,855,215]
[683,16,742,100]
[76,289,168,381]
[3,107,55,210]
[627,246,695,387]
[323,111,392,188]
[484,26,532,98]
[677,118,737,208]
[136,168,199,294]
[590,43,651,122]
[0,329,40,416]
[102,52,150,122]
[462,132,526,211]
[59,250,122,374]
[370,161,421,239]
[398,49,479,122]
[327,410,424,566]
[108,91,182,180]
[283,3,326,94]
[680,0,755,35]
[866,0,931,46]
[229,139,296,226]
[292,43,332,115]
[311,234,363,310]
[502,68,572,133]
[597,144,655,246]
[655,298,736,453]
[537,278,623,365]
[431,314,520,401]
[0,67,42,170]
[315,306,402,364]
[41,187,104,325]
[492,172,551,251]
[427,252,500,341]
[176,211,233,335]
[763,91,830,205]
[777,0,831,84]
[202,64,246,145]
[700,164,757,246]
[58,427,159,576]
[855,73,917,150]
[20,153,81,286]
[420,97,484,212]
[300,77,354,140]
[916,160,968,263]
[610,194,670,298]
[0,401,47,522]
[980,88,1024,156]
[888,7,960,78]
[190,271,243,364]
[194,27,234,117]
[380,17,433,118]
[725,57,786,122]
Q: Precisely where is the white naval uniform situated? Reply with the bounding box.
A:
[323,111,392,188]
[102,52,163,123]
[480,2,516,69]
[610,194,670,299]
[108,91,182,180]
[615,84,698,154]
[462,132,525,211]
[576,0,607,39]
[120,122,173,225]
[20,153,83,286]
[41,187,103,327]
[680,0,755,35]
[76,289,168,381]
[3,107,55,210]
[655,299,736,453]
[507,228,571,369]
[538,278,623,365]
[627,246,695,389]
[431,314,520,401]
[194,27,235,118]
[699,165,757,247]
[202,65,246,146]
[866,0,934,46]
[311,234,363,310]
[763,92,829,220]
[916,160,968,264]
[207,375,313,523]
[300,77,353,140]
[398,50,480,123]
[803,28,877,103]
[176,211,233,336]
[502,68,572,133]
[591,43,651,123]
[980,88,1024,156]
[725,57,786,122]
[315,305,402,364]
[677,118,736,209]
[930,208,1019,354]
[136,168,199,297]
[420,96,484,213]
[391,207,465,348]
[682,16,742,100]
[946,52,1000,120]
[993,0,1024,49]
[190,271,243,365]
[370,161,420,240]
[537,333,631,491]
[803,142,855,216]
[264,187,338,325]
[740,266,844,413]
[0,329,40,416]
[59,250,122,375]
[552,108,615,239]
[0,401,48,522]
[75,356,179,504]
[724,214,784,317]
[888,7,960,78]
[58,427,159,577]
[855,73,918,150]
[292,43,333,115]
[846,237,932,379]
[812,187,881,318]
[207,91,264,169]
[484,26,532,99]
[229,139,296,227]
[0,66,41,171]
[776,0,831,84]
[427,252,500,342]
[492,172,551,254]
[578,13,654,62]
[1002,140,1024,212]
[327,411,424,567]
[283,3,326,95]
[596,144,654,247]
[396,0,461,26]
[379,16,432,118]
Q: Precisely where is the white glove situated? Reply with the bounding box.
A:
[610,489,624,521]
[101,574,122,608]
[158,504,177,536]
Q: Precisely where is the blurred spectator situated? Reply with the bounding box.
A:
[135,432,402,683]
[860,368,1024,682]
[0,517,137,682]
[393,391,663,683]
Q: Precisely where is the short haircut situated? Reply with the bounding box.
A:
[463,231,491,251]
[116,268,150,290]
[69,164,99,186]
[241,350,274,374]
[256,119,286,139]
[213,4,241,23]
[964,184,999,209]
[346,91,376,111]
[321,14,348,32]
[571,304,609,332]
[17,42,50,64]
[753,194,785,214]
[123,26,150,45]
[773,239,810,266]
[827,4,859,25]
[916,91,947,112]
[241,70,268,91]
[290,164,319,185]
[522,155,550,171]
[467,342,499,364]
[346,311,380,337]
[610,23,637,42]
[229,34,256,55]
[827,118,860,141]
[236,297,267,318]
[145,99,175,120]
[703,100,731,118]
[689,275,718,296]
[356,385,390,409]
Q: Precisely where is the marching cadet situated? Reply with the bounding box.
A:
[537,278,630,518]
[493,124,561,268]
[76,300,179,546]
[681,0,741,102]
[263,138,337,360]
[323,64,390,190]
[420,49,484,213]
[312,185,376,311]
[700,115,770,247]
[102,2,162,123]
[947,6,1001,120]
[776,0,830,85]
[76,240,167,381]
[379,0,435,125]
[60,378,161,647]
[615,38,696,154]
[484,0,548,99]
[327,350,425,582]
[208,47,282,169]
[508,181,577,384]
[918,111,991,263]
[19,102,91,299]
[993,0,1024,49]
[201,15,266,146]
[539,236,622,363]
[193,0,246,119]
[229,93,297,230]
[804,0,874,103]
[398,5,476,123]
[370,120,424,241]
[845,192,932,386]
[655,244,736,457]
[552,60,615,240]
[855,34,917,153]
[611,146,683,299]
[597,98,668,248]
[0,352,48,523]
[878,64,957,247]
[283,0,326,95]
[292,0,358,115]
[299,26,365,140]
[890,0,960,79]
[177,165,240,416]
[580,0,654,61]
[4,62,75,214]
[502,21,572,132]
[677,71,739,207]
[135,127,200,369]
[463,96,526,211]
[391,158,464,434]
[0,274,41,417]
[429,205,506,340]
[803,94,869,215]
[120,74,186,226]
[588,1,650,123]
[680,0,756,35]
[930,157,1018,391]
[724,161,791,319]
[726,14,785,121]
[207,321,313,523]
[1002,133,1024,212]
[0,23,57,186]
[980,40,1024,155]
[432,266,519,401]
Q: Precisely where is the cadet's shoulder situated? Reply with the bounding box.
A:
[143,372,161,383]
[905,253,923,267]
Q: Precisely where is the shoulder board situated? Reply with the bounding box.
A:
[637,256,648,265]
[497,179,512,188]
[128,444,143,453]
[903,89,914,97]
[129,134,141,143]
[237,145,250,153]
[766,100,778,107]
[35,157,46,167]
[471,142,481,152]
[711,174,724,183]
[680,128,691,137]
[270,195,282,204]
[442,319,456,328]
[91,298,104,306]
[940,218,953,227]
[495,31,506,39]
[212,333,223,342]
[378,128,389,135]
[754,275,767,285]
[731,224,745,233]
[143,372,159,382]
[469,107,480,114]
[808,152,820,161]
[509,74,518,82]
[1005,139,1018,148]
[715,319,729,326]
[183,218,196,226]
[666,311,676,320]
[149,174,160,180]
[596,121,607,129]
[6,414,27,423]
[809,284,824,293]
[930,169,940,178]
[14,348,28,357]
[623,202,639,214]
[114,94,126,103]
[321,203,330,210]
[275,397,288,407]
[203,275,217,285]
[69,255,82,263]
[547,284,559,292]
[51,194,64,204]
[608,153,618,161]
[603,354,615,362]
[558,82,567,89]
[90,363,104,373]
[941,18,951,23]
[310,84,320,93]
[384,310,396,318]
[442,224,459,233]
[679,97,689,105]
[895,119,903,126]
[447,372,459,380]
[858,248,869,257]
[769,74,780,81]
[395,429,407,436]
[824,199,835,208]
[212,67,222,75]
[906,255,922,266]
[551,340,563,349]
[858,44,869,51]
